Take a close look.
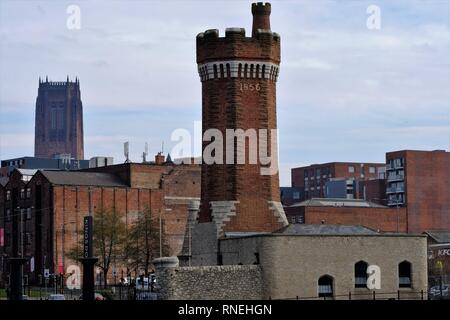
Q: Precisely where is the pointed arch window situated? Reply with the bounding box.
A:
[355,261,369,288]
[318,275,334,298]
[399,261,412,288]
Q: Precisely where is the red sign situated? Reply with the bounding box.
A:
[0,228,4,247]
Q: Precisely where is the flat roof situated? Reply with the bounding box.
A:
[290,198,387,208]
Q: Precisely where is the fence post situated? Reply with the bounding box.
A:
[349,292,351,300]
[397,290,400,300]
[372,291,376,300]
[296,296,298,300]
[421,290,424,300]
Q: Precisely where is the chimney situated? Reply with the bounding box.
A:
[252,2,271,36]
[155,152,165,165]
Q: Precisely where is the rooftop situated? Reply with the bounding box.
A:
[424,231,450,243]
[39,170,127,187]
[275,224,378,235]
[290,198,387,208]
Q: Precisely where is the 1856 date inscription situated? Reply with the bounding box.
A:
[239,82,261,92]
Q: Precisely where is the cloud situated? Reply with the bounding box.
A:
[0,0,448,179]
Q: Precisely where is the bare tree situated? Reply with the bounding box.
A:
[124,207,169,277]
[67,207,126,288]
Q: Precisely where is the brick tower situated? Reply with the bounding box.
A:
[196,2,288,235]
[34,77,84,160]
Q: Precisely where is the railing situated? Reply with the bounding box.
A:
[269,290,448,300]
[388,200,404,206]
[386,186,405,193]
[387,174,404,181]
[0,284,158,300]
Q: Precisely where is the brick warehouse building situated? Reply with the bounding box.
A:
[196,2,287,234]
[0,158,200,284]
[35,77,84,160]
[285,198,407,233]
[291,162,386,201]
[286,149,449,234]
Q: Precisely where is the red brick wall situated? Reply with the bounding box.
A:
[197,7,285,233]
[50,184,164,274]
[0,163,201,282]
[387,150,450,233]
[359,179,386,205]
[301,206,407,233]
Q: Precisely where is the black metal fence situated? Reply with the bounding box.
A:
[0,283,158,300]
[270,290,450,300]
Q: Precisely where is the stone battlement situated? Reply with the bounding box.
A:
[196,28,280,64]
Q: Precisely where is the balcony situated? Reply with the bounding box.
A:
[386,162,404,171]
[387,174,404,182]
[387,199,404,206]
[386,186,405,194]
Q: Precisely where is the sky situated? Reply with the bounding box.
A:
[0,0,449,186]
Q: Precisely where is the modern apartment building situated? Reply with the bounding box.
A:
[291,162,386,200]
[385,150,450,233]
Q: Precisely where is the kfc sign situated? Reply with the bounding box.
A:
[438,249,450,256]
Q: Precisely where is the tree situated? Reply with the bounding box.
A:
[124,207,169,277]
[67,207,126,288]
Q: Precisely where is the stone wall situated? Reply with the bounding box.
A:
[155,264,263,300]
[220,234,428,300]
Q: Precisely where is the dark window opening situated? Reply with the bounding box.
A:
[399,261,412,288]
[355,261,368,288]
[318,275,334,298]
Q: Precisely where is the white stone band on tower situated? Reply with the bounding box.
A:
[197,60,280,82]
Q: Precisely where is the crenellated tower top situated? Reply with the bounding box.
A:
[196,2,280,83]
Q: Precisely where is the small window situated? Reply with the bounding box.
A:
[355,261,368,288]
[20,208,25,219]
[348,166,355,173]
[399,261,412,288]
[293,192,300,200]
[26,188,31,199]
[26,233,32,245]
[369,167,376,174]
[26,207,32,220]
[6,190,11,201]
[6,209,11,221]
[318,275,334,298]
[20,188,25,199]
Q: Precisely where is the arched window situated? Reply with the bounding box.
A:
[399,261,412,288]
[256,64,260,78]
[238,63,242,78]
[226,63,231,78]
[244,64,248,78]
[250,64,254,78]
[213,64,218,78]
[318,275,334,298]
[354,261,369,288]
[261,65,266,79]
